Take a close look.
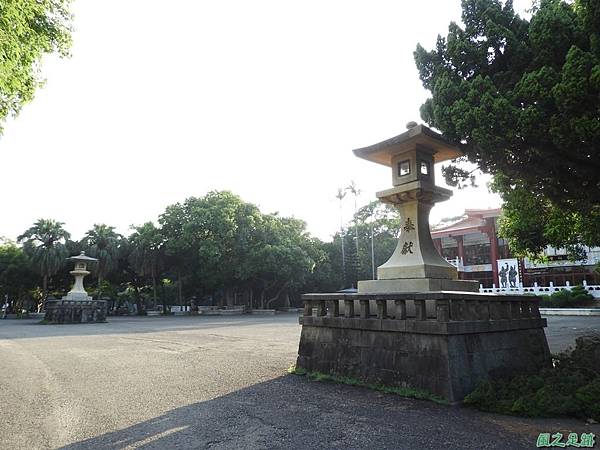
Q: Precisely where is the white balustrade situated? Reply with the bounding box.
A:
[479,282,600,298]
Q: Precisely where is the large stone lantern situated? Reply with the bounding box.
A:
[295,122,550,404]
[353,123,478,293]
[64,251,97,301]
[44,251,107,324]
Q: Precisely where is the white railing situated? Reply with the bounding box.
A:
[445,256,464,271]
[479,280,600,299]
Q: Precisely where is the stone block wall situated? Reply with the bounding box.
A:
[296,292,550,403]
[44,299,107,324]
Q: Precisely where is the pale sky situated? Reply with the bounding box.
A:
[1,0,531,242]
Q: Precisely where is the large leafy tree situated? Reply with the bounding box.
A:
[82,224,122,296]
[0,0,73,133]
[159,191,326,308]
[491,173,600,259]
[251,214,320,308]
[159,199,203,305]
[0,239,37,305]
[18,219,70,301]
[414,0,600,255]
[128,222,165,308]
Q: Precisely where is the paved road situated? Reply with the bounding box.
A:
[544,315,600,352]
[0,314,597,450]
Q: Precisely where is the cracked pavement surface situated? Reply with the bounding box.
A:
[0,314,598,449]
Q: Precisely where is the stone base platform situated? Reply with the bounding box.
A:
[358,278,479,293]
[44,299,107,324]
[296,291,550,403]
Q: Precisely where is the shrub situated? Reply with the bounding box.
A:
[464,335,600,421]
[539,285,595,308]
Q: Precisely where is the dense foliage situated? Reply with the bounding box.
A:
[0,0,72,133]
[0,240,37,307]
[0,191,404,312]
[465,335,600,421]
[414,0,600,255]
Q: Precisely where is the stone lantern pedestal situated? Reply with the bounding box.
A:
[44,252,107,324]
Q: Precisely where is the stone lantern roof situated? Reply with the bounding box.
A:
[68,251,98,262]
[352,124,463,167]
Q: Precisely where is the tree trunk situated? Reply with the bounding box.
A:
[152,275,157,309]
[283,292,290,308]
[97,273,103,299]
[135,286,144,315]
[177,270,183,306]
[226,287,234,307]
[249,288,254,310]
[162,283,169,315]
[266,283,289,308]
[41,274,48,312]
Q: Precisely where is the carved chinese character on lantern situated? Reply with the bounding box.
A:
[403,218,415,232]
[401,242,414,254]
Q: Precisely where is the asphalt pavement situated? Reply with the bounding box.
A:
[0,314,597,450]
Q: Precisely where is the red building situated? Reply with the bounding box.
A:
[431,208,600,288]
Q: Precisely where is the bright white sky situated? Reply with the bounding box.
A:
[1,0,531,242]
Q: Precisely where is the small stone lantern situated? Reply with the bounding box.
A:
[353,123,478,293]
[64,251,98,301]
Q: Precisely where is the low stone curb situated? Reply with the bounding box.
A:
[540,308,600,316]
[202,309,245,316]
[250,309,277,315]
[277,308,302,313]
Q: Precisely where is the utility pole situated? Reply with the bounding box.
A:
[335,188,347,286]
[370,215,375,280]
[346,181,361,287]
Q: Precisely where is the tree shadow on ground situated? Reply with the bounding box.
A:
[59,374,597,450]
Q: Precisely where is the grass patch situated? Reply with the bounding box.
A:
[464,335,600,421]
[288,365,448,405]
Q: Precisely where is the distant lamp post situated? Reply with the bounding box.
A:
[335,188,347,285]
[346,181,361,287]
[369,206,378,280]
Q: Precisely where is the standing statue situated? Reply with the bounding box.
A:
[508,264,517,288]
[499,264,508,288]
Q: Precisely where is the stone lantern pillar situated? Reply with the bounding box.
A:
[353,123,478,293]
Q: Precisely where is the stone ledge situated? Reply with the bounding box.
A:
[303,291,536,302]
[540,308,600,316]
[299,316,546,335]
[44,299,107,324]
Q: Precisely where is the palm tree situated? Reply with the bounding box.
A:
[18,219,71,307]
[128,222,165,308]
[82,224,121,297]
[365,203,378,280]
